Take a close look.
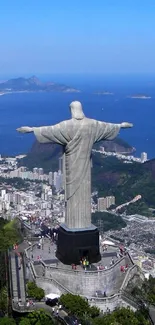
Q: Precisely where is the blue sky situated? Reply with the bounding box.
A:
[0,0,155,75]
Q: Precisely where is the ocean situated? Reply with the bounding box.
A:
[0,74,155,158]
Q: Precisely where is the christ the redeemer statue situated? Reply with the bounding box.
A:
[17,101,133,230]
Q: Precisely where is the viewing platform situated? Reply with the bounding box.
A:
[8,237,145,315]
[25,238,134,299]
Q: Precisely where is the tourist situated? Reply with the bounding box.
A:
[86,260,89,268]
[120,265,125,272]
[83,260,86,270]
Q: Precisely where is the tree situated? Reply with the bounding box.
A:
[0,219,21,252]
[21,309,54,325]
[0,317,16,325]
[27,281,44,301]
[19,319,31,325]
[27,282,36,290]
[91,211,126,232]
[33,287,45,301]
[0,287,7,315]
[92,307,149,325]
[60,293,90,318]
[89,306,100,318]
[129,275,155,306]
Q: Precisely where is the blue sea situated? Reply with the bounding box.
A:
[0,73,155,158]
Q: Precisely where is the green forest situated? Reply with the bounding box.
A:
[92,154,155,209]
[0,218,21,316]
[92,211,126,232]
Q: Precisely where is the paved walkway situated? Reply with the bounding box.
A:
[10,252,26,303]
[11,254,19,302]
[28,238,120,272]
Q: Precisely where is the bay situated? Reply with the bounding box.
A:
[0,74,155,158]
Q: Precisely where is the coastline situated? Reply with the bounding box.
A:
[128,95,151,99]
[0,89,81,97]
[94,92,114,95]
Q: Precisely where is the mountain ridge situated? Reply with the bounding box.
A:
[0,75,80,94]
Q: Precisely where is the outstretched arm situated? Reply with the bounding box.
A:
[120,122,133,128]
[16,126,34,133]
[16,122,133,133]
[94,121,133,143]
[17,122,69,145]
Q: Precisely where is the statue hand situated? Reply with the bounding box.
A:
[16,126,33,133]
[121,122,133,128]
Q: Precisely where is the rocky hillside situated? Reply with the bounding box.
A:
[92,153,155,209]
[0,75,79,93]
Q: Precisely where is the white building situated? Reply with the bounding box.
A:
[55,171,63,191]
[38,168,44,175]
[141,152,147,163]
[33,167,38,173]
[1,189,6,199]
[98,196,115,211]
[49,172,53,185]
[59,156,63,173]
[53,172,58,186]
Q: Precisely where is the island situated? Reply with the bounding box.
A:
[129,94,151,99]
[94,91,114,95]
[0,76,80,95]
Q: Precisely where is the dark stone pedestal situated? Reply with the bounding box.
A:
[56,224,101,265]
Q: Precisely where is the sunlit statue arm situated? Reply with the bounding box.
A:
[16,122,133,134]
[16,122,69,145]
[16,126,38,133]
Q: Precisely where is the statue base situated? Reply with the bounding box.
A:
[56,224,101,265]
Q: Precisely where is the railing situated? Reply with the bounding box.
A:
[12,301,36,313]
[15,255,21,299]
[29,261,38,279]
[25,243,37,259]
[120,264,138,291]
[38,276,73,295]
[43,254,132,275]
[121,291,138,309]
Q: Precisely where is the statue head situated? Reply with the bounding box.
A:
[69,101,85,120]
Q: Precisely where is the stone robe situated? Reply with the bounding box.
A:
[34,118,120,228]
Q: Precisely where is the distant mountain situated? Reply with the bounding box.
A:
[0,75,80,94]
